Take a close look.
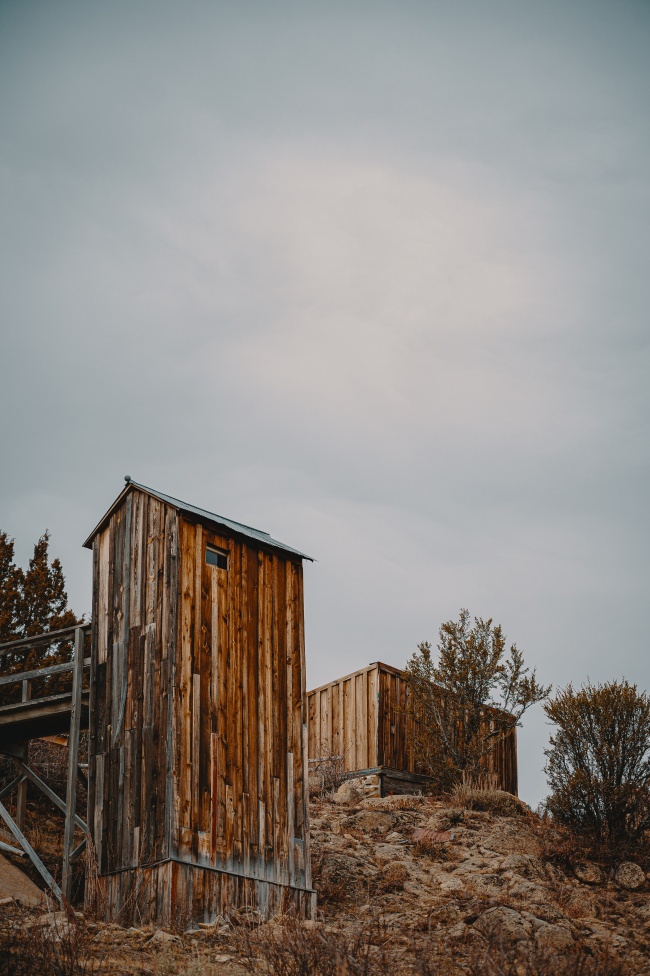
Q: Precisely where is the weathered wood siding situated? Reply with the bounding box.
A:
[87,490,177,882]
[174,517,311,897]
[307,664,379,771]
[87,486,314,923]
[308,662,518,796]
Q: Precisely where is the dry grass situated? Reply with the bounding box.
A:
[359,795,426,812]
[449,783,528,817]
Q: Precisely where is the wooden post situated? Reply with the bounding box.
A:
[15,679,31,830]
[62,627,85,901]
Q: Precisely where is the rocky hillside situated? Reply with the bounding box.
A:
[2,783,650,974]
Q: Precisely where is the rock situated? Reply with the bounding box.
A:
[213,956,232,964]
[470,874,507,895]
[448,922,468,939]
[473,906,533,944]
[440,876,464,892]
[316,852,369,898]
[574,861,603,885]
[455,855,493,875]
[0,896,14,906]
[343,811,396,834]
[0,852,46,907]
[149,929,181,945]
[385,831,404,843]
[534,921,574,954]
[616,861,645,890]
[332,780,364,805]
[500,853,543,879]
[360,794,424,811]
[508,878,548,903]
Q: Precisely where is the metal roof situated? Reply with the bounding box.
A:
[83,479,313,560]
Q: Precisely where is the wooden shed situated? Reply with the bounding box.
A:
[307,662,518,796]
[83,479,315,923]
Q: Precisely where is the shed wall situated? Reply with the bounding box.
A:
[307,665,379,771]
[87,490,177,878]
[174,517,311,893]
[307,663,518,796]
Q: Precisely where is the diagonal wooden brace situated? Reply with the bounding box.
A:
[0,798,62,901]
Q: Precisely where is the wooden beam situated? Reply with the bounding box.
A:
[69,838,87,863]
[0,658,91,688]
[0,840,24,856]
[62,627,85,901]
[0,774,25,802]
[15,682,31,831]
[12,760,87,833]
[0,624,89,659]
[0,798,62,901]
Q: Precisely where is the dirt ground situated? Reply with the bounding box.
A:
[2,783,650,974]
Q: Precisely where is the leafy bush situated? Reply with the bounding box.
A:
[406,609,549,790]
[544,680,650,846]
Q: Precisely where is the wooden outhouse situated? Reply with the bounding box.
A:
[307,662,518,796]
[83,479,315,923]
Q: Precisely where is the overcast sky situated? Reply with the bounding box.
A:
[1,0,649,806]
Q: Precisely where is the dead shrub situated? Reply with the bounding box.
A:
[0,912,96,976]
[236,915,393,976]
[413,838,456,861]
[308,744,347,796]
[374,862,408,894]
[413,935,627,976]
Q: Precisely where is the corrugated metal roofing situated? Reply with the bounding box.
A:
[83,479,313,560]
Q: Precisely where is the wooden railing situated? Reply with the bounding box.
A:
[0,623,91,902]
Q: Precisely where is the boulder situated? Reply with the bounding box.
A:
[149,929,181,946]
[616,861,645,890]
[534,921,574,954]
[332,779,364,805]
[0,852,45,907]
[499,853,544,879]
[574,861,603,885]
[343,811,396,835]
[473,906,533,944]
[440,876,464,892]
[508,878,548,903]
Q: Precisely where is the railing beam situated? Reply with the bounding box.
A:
[62,626,85,901]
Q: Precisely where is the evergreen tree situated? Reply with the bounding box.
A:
[0,532,24,660]
[0,530,80,701]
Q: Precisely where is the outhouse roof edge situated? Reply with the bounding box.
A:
[82,480,314,560]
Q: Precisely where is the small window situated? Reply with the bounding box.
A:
[206,545,228,570]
